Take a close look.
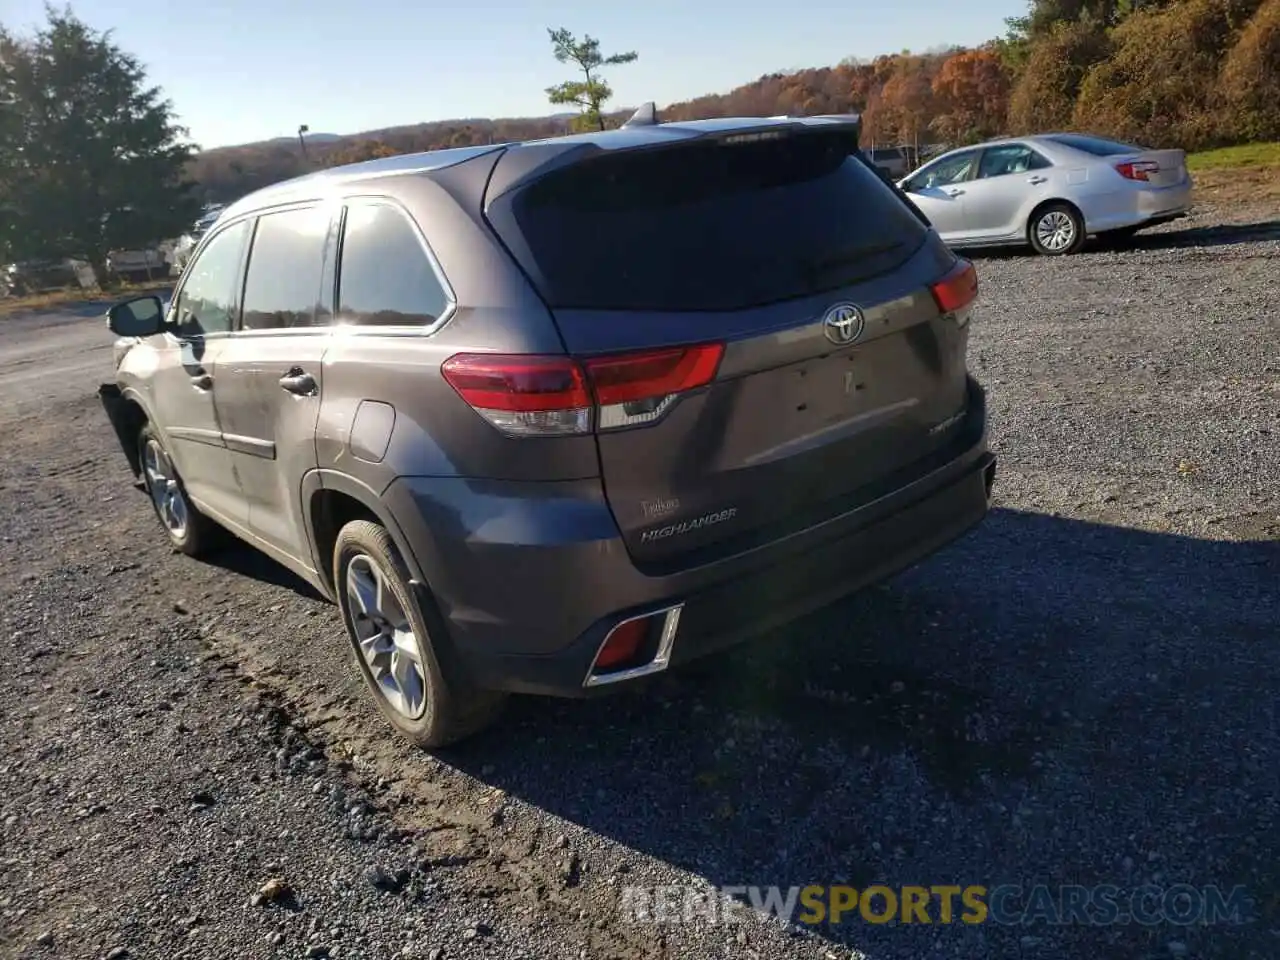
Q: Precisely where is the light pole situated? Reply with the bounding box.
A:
[297,124,310,163]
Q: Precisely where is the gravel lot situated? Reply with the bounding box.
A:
[1,203,1277,960]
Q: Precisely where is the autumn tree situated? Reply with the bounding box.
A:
[545,28,637,132]
[1215,0,1280,142]
[1007,18,1112,132]
[930,47,1012,143]
[1005,0,1128,42]
[878,55,937,149]
[0,7,200,282]
[1073,0,1263,147]
[328,139,403,167]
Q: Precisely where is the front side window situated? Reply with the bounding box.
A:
[240,206,331,331]
[336,203,451,327]
[907,151,978,192]
[171,220,251,337]
[977,145,1051,179]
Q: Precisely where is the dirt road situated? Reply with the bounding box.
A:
[1,208,1277,960]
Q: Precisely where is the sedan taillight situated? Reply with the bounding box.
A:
[1115,160,1160,182]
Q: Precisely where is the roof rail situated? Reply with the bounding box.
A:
[622,102,659,128]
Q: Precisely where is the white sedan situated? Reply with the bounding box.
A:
[897,132,1194,256]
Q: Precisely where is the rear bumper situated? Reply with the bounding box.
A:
[385,378,994,697]
[1085,177,1194,234]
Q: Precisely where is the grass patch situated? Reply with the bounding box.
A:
[0,280,171,318]
[1183,142,1280,211]
[1186,141,1280,173]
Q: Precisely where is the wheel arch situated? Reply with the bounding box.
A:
[1026,197,1085,238]
[98,383,153,478]
[1025,197,1086,254]
[304,470,476,691]
[302,470,430,602]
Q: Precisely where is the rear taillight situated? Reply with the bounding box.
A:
[441,343,724,437]
[439,354,591,436]
[930,259,978,316]
[1115,160,1160,182]
[588,344,723,430]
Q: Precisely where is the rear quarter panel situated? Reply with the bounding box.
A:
[313,173,599,495]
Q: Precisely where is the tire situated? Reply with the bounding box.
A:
[333,519,504,748]
[1028,202,1086,256]
[138,424,221,557]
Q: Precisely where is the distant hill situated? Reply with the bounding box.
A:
[187,1,1280,205]
[268,132,342,145]
[185,73,867,204]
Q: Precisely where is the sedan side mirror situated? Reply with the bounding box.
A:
[107,295,165,338]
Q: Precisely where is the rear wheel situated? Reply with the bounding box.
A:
[333,519,503,748]
[1028,203,1085,256]
[138,424,220,557]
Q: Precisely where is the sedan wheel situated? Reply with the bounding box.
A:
[1029,204,1084,256]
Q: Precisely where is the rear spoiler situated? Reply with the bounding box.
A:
[621,102,861,138]
[485,113,864,205]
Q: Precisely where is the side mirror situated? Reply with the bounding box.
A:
[106,295,165,338]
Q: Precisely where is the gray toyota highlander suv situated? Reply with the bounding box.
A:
[99,112,996,746]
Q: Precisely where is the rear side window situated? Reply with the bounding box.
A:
[336,203,452,327]
[494,130,930,312]
[240,206,330,330]
[1044,134,1144,156]
[977,144,1052,179]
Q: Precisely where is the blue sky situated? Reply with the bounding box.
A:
[7,0,1024,149]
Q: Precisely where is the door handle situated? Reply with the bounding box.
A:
[279,369,318,396]
[946,188,965,197]
[1027,176,1047,185]
[189,373,213,390]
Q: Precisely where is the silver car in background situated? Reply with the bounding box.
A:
[898,133,1194,256]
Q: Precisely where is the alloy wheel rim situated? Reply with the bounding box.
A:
[1036,211,1076,252]
[345,554,428,720]
[143,439,188,538]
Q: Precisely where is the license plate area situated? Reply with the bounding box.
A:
[788,348,880,429]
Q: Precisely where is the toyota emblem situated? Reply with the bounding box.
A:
[822,303,865,346]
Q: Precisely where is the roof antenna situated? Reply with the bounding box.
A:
[622,101,659,128]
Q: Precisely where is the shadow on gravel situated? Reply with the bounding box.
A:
[964,218,1280,261]
[1106,219,1280,251]
[206,541,326,602]
[438,507,1277,954]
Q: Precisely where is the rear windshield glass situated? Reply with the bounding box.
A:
[498,130,930,312]
[1045,133,1144,156]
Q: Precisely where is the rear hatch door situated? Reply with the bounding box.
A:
[485,123,979,568]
